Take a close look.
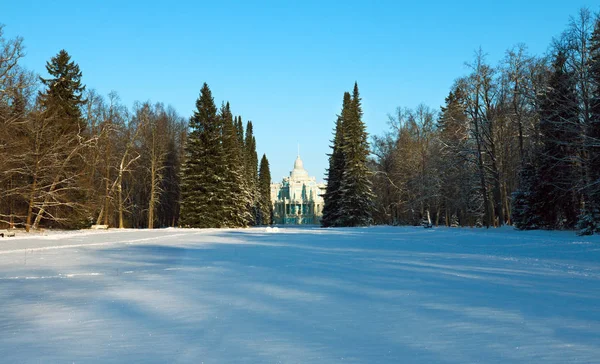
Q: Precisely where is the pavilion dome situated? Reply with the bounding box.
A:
[294,155,304,170]
[290,156,309,180]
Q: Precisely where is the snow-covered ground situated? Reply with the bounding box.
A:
[1,226,599,363]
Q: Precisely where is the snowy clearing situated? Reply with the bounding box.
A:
[1,226,599,363]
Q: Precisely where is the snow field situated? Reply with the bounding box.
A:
[0,226,599,363]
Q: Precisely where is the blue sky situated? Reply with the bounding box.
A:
[3,0,597,181]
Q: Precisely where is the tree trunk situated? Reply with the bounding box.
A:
[148,160,156,229]
[32,142,83,230]
[25,174,37,232]
[473,117,490,228]
[103,139,111,226]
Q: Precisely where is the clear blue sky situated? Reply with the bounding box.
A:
[3,0,597,182]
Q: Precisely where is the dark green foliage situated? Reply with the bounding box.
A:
[576,207,597,235]
[244,121,260,225]
[30,49,89,229]
[437,88,476,226]
[322,92,350,227]
[337,83,375,226]
[235,116,245,148]
[514,51,583,231]
[166,84,266,229]
[512,163,542,230]
[179,83,225,228]
[536,52,581,229]
[323,83,374,227]
[580,18,600,234]
[221,102,251,227]
[258,154,273,225]
[39,50,86,134]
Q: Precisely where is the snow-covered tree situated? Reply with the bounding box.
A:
[322,92,349,227]
[179,83,225,228]
[258,154,273,225]
[336,83,375,227]
[221,102,251,227]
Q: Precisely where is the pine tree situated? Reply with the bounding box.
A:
[179,83,225,228]
[336,83,375,226]
[220,102,251,227]
[322,92,350,227]
[536,52,581,229]
[258,154,273,225]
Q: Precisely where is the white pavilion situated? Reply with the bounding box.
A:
[270,155,326,225]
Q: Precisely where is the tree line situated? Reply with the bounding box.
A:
[0,25,271,230]
[369,8,600,235]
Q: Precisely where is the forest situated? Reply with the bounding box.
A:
[368,8,600,235]
[0,26,271,230]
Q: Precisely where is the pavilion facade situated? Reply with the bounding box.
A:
[270,155,326,225]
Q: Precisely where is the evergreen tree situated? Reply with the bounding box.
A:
[322,92,350,227]
[179,83,225,228]
[39,50,86,134]
[220,102,251,227]
[27,49,89,229]
[258,154,273,225]
[437,88,472,226]
[512,162,543,229]
[244,121,259,225]
[579,18,600,234]
[336,83,375,226]
[235,116,245,148]
[536,52,581,229]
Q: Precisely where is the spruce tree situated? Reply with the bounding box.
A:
[258,154,273,225]
[244,121,259,225]
[337,83,375,226]
[31,49,88,229]
[235,116,245,148]
[322,92,350,227]
[39,50,86,134]
[579,18,600,234]
[437,88,471,226]
[220,102,251,227]
[179,83,225,228]
[537,52,581,229]
[512,162,543,230]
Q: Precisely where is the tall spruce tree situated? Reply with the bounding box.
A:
[220,102,251,227]
[322,92,350,227]
[179,83,225,228]
[579,18,600,234]
[27,49,89,230]
[244,121,259,225]
[332,83,375,227]
[437,88,473,226]
[258,154,273,225]
[536,52,581,229]
[39,50,86,134]
[235,116,245,148]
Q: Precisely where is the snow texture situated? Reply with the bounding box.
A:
[1,226,599,363]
